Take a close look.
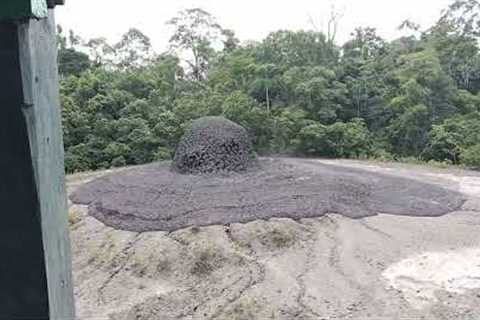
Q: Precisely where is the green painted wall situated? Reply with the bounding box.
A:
[0,0,48,22]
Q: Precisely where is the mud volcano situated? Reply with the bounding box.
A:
[173,117,255,174]
[70,116,466,233]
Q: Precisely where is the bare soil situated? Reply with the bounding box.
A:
[68,158,480,320]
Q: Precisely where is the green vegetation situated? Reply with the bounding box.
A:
[59,1,480,173]
[67,209,82,227]
[190,248,226,276]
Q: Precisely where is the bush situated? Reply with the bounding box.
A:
[425,113,480,164]
[64,143,93,173]
[154,147,173,161]
[105,142,131,163]
[460,144,480,168]
[371,149,395,162]
[427,159,452,169]
[65,153,89,174]
[296,119,373,158]
[295,123,329,155]
[111,156,127,168]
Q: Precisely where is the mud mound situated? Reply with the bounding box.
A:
[70,158,466,232]
[173,117,255,174]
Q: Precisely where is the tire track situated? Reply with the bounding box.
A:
[321,216,378,318]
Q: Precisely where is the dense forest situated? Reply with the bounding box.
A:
[59,0,480,173]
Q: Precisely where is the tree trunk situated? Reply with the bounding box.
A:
[266,86,271,114]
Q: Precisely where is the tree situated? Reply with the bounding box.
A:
[167,8,226,81]
[207,48,257,93]
[249,64,282,113]
[148,55,183,104]
[85,37,115,67]
[284,66,348,123]
[424,123,464,163]
[437,0,480,37]
[58,1,480,172]
[390,48,457,127]
[340,28,391,126]
[388,104,430,156]
[296,119,373,158]
[425,112,480,162]
[56,26,91,77]
[257,30,339,68]
[398,20,421,33]
[58,48,91,77]
[56,25,67,49]
[343,27,387,60]
[428,5,480,93]
[221,28,240,52]
[114,28,154,69]
[461,144,480,167]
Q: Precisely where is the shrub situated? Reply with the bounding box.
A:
[296,118,373,158]
[111,156,127,168]
[371,149,395,162]
[154,147,173,161]
[461,144,480,168]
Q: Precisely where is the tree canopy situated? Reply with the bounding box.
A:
[58,1,480,173]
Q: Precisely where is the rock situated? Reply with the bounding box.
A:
[173,116,255,174]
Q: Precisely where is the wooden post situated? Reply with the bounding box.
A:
[0,1,75,319]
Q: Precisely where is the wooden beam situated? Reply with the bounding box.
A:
[18,11,75,318]
[0,21,50,318]
[0,9,75,320]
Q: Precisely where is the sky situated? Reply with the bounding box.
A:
[56,0,453,51]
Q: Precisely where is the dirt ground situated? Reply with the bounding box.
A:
[68,158,480,320]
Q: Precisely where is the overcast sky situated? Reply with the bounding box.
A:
[56,0,453,51]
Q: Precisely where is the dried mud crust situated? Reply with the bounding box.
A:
[70,158,466,232]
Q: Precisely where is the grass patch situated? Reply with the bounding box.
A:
[190,248,226,276]
[68,209,82,227]
[228,298,261,320]
[260,228,296,250]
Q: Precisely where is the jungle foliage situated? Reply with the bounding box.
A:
[59,1,480,173]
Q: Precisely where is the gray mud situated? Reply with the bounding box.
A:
[173,116,255,174]
[70,158,466,232]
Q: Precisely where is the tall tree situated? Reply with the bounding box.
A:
[114,28,154,69]
[167,8,227,81]
[56,26,91,77]
[438,0,480,37]
[85,37,115,67]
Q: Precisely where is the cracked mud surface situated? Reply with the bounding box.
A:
[68,159,480,319]
[70,158,465,232]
